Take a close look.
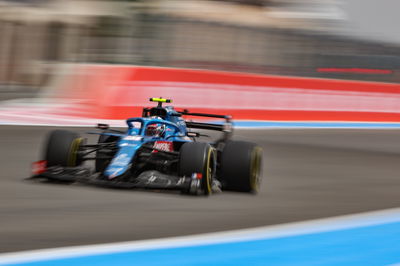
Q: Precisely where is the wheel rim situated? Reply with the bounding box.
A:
[68,138,83,167]
[250,147,262,192]
[203,148,214,195]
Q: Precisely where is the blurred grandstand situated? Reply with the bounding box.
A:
[0,0,399,100]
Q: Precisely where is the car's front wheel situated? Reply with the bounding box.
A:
[179,142,216,195]
[44,130,84,167]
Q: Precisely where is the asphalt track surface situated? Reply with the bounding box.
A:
[1,126,400,253]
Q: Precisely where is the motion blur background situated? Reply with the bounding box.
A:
[2,1,400,261]
[0,0,399,101]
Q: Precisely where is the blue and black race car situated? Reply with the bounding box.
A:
[32,98,263,195]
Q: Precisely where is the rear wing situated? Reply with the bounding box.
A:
[179,110,233,140]
[179,110,231,120]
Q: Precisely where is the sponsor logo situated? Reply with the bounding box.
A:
[152,141,173,152]
[111,153,130,166]
[108,167,124,179]
[191,173,203,179]
[120,143,138,147]
[123,136,142,141]
[177,121,186,127]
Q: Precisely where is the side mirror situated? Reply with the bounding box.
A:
[96,123,109,130]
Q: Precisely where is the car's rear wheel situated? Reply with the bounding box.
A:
[219,141,263,193]
[45,130,84,167]
[179,142,216,195]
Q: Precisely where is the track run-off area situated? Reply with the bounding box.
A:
[1,125,400,265]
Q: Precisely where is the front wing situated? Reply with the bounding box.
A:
[30,166,218,195]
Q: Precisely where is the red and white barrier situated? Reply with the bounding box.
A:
[5,64,400,124]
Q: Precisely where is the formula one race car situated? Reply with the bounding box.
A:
[31,98,263,195]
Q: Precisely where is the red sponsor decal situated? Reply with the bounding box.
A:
[32,160,47,175]
[190,173,203,179]
[152,141,173,153]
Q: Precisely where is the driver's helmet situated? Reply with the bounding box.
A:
[145,123,166,137]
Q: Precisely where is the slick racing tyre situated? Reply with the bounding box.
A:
[220,141,263,193]
[95,135,119,173]
[179,142,216,195]
[45,130,84,167]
